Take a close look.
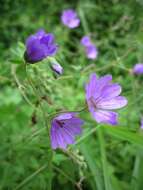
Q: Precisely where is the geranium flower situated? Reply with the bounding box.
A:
[85,73,127,125]
[50,113,84,149]
[25,29,58,63]
[61,9,80,28]
[133,63,143,75]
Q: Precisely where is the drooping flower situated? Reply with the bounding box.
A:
[133,63,143,75]
[61,9,80,28]
[50,113,84,149]
[85,73,127,125]
[81,36,98,60]
[24,29,58,63]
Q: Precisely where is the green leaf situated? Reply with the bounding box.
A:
[80,140,104,190]
[104,126,143,147]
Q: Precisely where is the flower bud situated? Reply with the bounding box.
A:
[49,57,63,75]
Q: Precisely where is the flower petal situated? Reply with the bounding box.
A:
[40,33,55,46]
[55,113,73,120]
[81,36,92,46]
[56,129,67,149]
[60,127,75,145]
[93,75,112,99]
[97,83,122,101]
[35,29,45,38]
[68,18,80,28]
[97,96,128,110]
[85,45,98,60]
[92,110,118,125]
[50,131,59,149]
[86,74,112,101]
[50,121,59,149]
[86,73,97,99]
[63,118,83,135]
[46,45,58,56]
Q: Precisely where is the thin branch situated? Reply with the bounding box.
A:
[14,164,48,190]
[11,64,34,107]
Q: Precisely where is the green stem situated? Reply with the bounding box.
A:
[14,164,48,190]
[98,127,111,190]
[11,64,34,107]
[74,125,101,146]
[25,62,53,190]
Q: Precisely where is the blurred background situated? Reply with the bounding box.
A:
[0,0,143,189]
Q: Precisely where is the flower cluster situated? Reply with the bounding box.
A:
[23,9,130,150]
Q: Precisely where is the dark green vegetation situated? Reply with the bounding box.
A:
[0,0,143,189]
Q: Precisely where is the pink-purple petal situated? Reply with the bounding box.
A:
[55,113,73,120]
[40,33,55,46]
[97,96,128,110]
[35,29,45,38]
[81,36,92,46]
[68,19,80,28]
[93,74,112,100]
[85,45,98,60]
[63,124,82,135]
[56,130,67,149]
[98,84,122,101]
[92,110,118,125]
[86,73,97,99]
[60,127,75,145]
[51,131,58,149]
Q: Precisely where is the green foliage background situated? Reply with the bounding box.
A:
[0,0,143,189]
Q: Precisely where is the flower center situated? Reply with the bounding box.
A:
[89,96,97,110]
[56,120,64,128]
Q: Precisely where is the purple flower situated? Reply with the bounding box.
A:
[140,118,143,129]
[25,29,58,63]
[61,9,80,28]
[81,36,92,46]
[133,63,143,75]
[85,45,98,60]
[81,36,98,60]
[85,73,128,125]
[50,113,84,149]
